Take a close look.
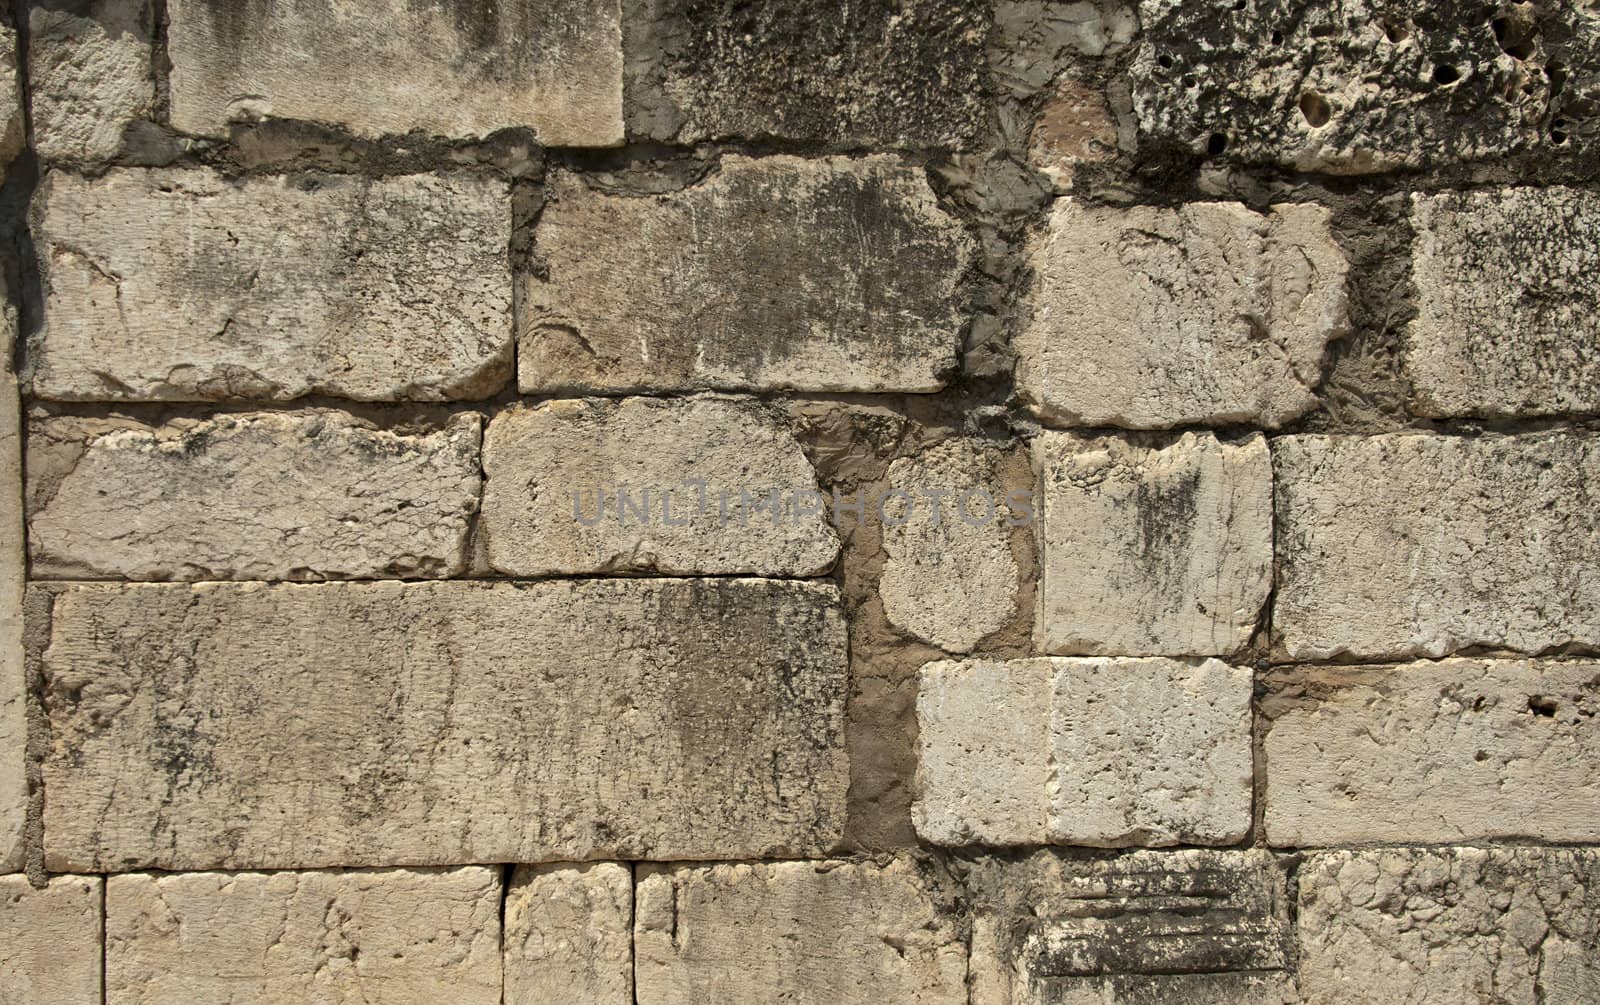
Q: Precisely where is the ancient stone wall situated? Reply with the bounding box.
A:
[2,1,1599,1002]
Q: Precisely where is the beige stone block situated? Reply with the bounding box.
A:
[505,862,631,1005]
[519,155,971,394]
[42,579,847,871]
[0,875,103,1004]
[32,168,512,402]
[634,859,966,1004]
[0,367,19,873]
[1017,200,1347,429]
[1034,431,1272,657]
[482,396,837,576]
[168,0,623,146]
[29,0,154,164]
[28,410,481,581]
[0,18,23,169]
[106,867,501,1004]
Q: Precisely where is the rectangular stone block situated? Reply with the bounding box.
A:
[632,0,988,148]
[107,867,501,1005]
[482,396,837,576]
[914,657,1252,848]
[29,0,155,164]
[1409,188,1600,417]
[505,863,632,1005]
[0,875,103,1004]
[28,410,482,581]
[1299,847,1600,1004]
[519,155,971,394]
[32,168,512,403]
[1017,200,1347,429]
[1034,430,1272,657]
[42,579,847,871]
[1274,432,1600,660]
[168,0,623,147]
[1264,659,1600,846]
[635,859,966,1004]
[0,362,19,873]
[966,849,1294,1005]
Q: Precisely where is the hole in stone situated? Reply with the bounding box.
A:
[1492,16,1536,59]
[1433,63,1462,85]
[1548,61,1568,97]
[1299,91,1332,127]
[1380,17,1411,42]
[1552,117,1570,143]
[1158,53,1175,69]
[1528,695,1559,716]
[1271,29,1284,45]
[1183,74,1199,89]
[1474,749,1490,761]
[1233,0,1246,9]
[1207,132,1229,155]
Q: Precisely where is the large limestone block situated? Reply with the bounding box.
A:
[1034,431,1272,657]
[505,863,632,1005]
[168,0,623,147]
[29,0,155,164]
[0,358,19,873]
[42,579,847,871]
[879,439,1023,653]
[914,658,1253,847]
[1017,200,1348,428]
[28,410,482,581]
[106,867,501,1005]
[482,396,837,576]
[1265,659,1600,846]
[1274,432,1600,660]
[1299,847,1600,1004]
[520,155,972,394]
[966,849,1295,1005]
[634,859,966,1004]
[32,168,512,402]
[0,875,103,1004]
[1409,188,1600,417]
[633,0,988,148]
[0,18,23,168]
[1134,0,1600,173]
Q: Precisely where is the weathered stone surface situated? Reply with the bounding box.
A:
[32,168,512,402]
[106,867,501,1004]
[0,314,19,874]
[169,0,624,147]
[482,396,837,577]
[631,0,988,148]
[1265,659,1600,846]
[635,859,966,1004]
[1028,77,1121,193]
[520,156,972,394]
[1409,188,1600,418]
[42,579,847,870]
[1017,201,1348,429]
[1133,0,1600,173]
[966,849,1295,1005]
[505,863,632,1005]
[1299,847,1600,1004]
[1034,431,1272,657]
[880,439,1023,653]
[915,658,1253,847]
[1274,432,1600,660]
[29,0,155,164]
[0,18,24,169]
[28,410,482,581]
[0,875,103,1004]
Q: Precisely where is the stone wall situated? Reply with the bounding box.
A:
[3,1,1599,1002]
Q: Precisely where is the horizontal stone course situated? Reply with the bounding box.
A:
[0,875,103,1004]
[42,578,847,870]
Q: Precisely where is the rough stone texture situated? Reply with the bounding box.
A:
[106,867,502,1005]
[482,396,837,577]
[29,0,156,164]
[28,411,482,581]
[0,308,19,874]
[1034,431,1272,657]
[505,863,632,1005]
[1409,187,1600,418]
[1299,847,1600,1004]
[1265,659,1600,846]
[32,168,512,403]
[914,657,1253,847]
[168,0,624,147]
[0,18,23,168]
[1016,200,1348,429]
[630,0,989,148]
[1028,77,1120,193]
[879,439,1022,654]
[634,859,966,1004]
[966,849,1295,1005]
[41,579,847,870]
[1133,0,1600,173]
[0,875,104,1004]
[520,156,972,395]
[1274,432,1600,661]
